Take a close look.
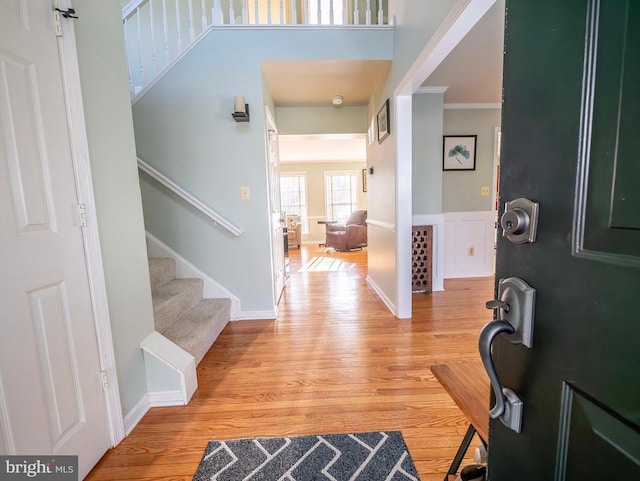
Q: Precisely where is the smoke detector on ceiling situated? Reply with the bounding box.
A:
[331,95,344,106]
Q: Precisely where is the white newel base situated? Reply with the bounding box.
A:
[141,332,197,404]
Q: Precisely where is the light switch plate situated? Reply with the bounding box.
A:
[240,186,250,200]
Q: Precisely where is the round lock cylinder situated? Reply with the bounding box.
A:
[500,198,539,244]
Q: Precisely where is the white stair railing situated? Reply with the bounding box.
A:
[122,0,390,98]
[137,158,243,237]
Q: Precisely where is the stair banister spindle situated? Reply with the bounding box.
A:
[175,0,183,51]
[279,0,284,24]
[241,0,248,24]
[162,0,170,63]
[316,0,321,24]
[135,7,147,85]
[365,0,371,25]
[291,0,297,24]
[303,0,308,24]
[229,0,236,24]
[267,0,272,24]
[150,0,159,73]
[254,0,259,24]
[342,0,347,25]
[329,0,334,24]
[123,18,135,95]
[353,0,359,25]
[377,0,383,25]
[212,0,223,24]
[200,0,207,29]
[187,0,195,40]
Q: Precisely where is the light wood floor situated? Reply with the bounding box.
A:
[87,245,493,481]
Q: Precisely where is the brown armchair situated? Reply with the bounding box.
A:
[325,210,367,251]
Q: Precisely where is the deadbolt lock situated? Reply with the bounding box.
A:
[501,198,539,244]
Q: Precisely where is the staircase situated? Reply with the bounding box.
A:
[149,257,230,364]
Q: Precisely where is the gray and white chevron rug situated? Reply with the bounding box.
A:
[192,431,420,481]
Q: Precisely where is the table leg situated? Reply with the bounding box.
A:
[444,424,476,481]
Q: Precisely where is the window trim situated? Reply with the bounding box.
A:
[280,171,309,234]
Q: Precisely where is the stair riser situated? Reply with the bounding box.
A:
[149,258,176,291]
[163,299,231,365]
[153,279,203,334]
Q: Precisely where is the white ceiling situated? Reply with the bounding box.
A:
[279,134,366,162]
[422,0,505,103]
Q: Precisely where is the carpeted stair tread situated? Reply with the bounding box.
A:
[152,278,203,334]
[163,298,231,365]
[149,258,175,291]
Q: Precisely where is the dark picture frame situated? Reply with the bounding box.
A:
[443,135,477,171]
[377,99,390,143]
[362,168,368,192]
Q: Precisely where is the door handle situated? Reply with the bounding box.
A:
[478,277,536,433]
[479,319,515,420]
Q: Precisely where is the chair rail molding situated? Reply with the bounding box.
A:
[137,158,242,237]
[366,218,396,231]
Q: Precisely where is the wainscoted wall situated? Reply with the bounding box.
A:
[443,211,496,278]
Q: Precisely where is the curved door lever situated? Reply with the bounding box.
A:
[479,320,515,419]
[477,277,535,433]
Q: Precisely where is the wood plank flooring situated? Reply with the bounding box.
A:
[87,245,493,481]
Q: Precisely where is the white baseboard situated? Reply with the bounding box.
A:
[366,275,397,317]
[302,240,324,245]
[146,232,242,319]
[237,310,276,320]
[123,393,150,436]
[148,390,188,407]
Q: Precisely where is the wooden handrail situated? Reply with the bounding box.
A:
[137,158,242,237]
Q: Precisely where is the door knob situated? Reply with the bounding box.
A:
[500,198,539,244]
[478,277,536,433]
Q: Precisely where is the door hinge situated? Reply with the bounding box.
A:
[77,203,87,227]
[101,371,108,392]
[53,8,64,37]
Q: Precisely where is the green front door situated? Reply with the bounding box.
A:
[489,1,640,479]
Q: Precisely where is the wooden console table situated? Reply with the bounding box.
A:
[431,361,490,481]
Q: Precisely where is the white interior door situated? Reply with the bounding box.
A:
[0,0,111,476]
[265,108,285,306]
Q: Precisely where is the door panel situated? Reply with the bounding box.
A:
[576,0,640,259]
[0,0,111,476]
[489,1,640,479]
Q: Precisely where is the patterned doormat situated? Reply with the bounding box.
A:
[193,431,420,480]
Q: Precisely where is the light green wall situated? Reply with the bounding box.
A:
[442,108,501,212]
[364,1,457,311]
[276,106,368,134]
[132,28,392,314]
[412,93,444,215]
[280,161,367,241]
[75,1,155,415]
[388,0,458,89]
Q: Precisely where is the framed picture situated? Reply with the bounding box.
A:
[362,168,368,192]
[377,99,390,143]
[443,135,477,171]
